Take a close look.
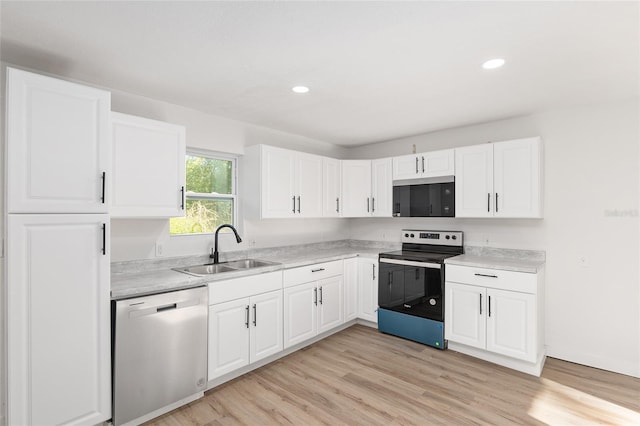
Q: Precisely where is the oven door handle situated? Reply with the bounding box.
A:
[379,258,441,269]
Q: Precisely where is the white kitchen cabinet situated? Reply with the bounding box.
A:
[7,214,111,426]
[358,257,378,323]
[341,160,371,217]
[322,157,342,217]
[341,158,392,218]
[245,145,323,218]
[283,261,344,348]
[317,275,344,333]
[208,298,251,379]
[208,289,283,380]
[445,282,486,348]
[486,288,536,361]
[392,149,455,181]
[445,263,544,374]
[343,257,359,321]
[207,272,283,380]
[6,67,111,214]
[455,137,542,218]
[371,158,393,217]
[111,112,186,217]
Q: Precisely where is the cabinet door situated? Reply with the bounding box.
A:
[111,113,186,217]
[261,146,295,218]
[422,149,455,177]
[6,68,110,214]
[343,257,359,321]
[322,157,342,217]
[283,282,317,348]
[392,154,420,180]
[486,288,536,362]
[317,276,344,333]
[455,144,494,217]
[494,137,542,218]
[208,298,250,380]
[341,160,372,217]
[358,258,379,323]
[371,158,393,217]
[296,152,323,217]
[250,291,283,363]
[7,214,111,426]
[445,282,486,349]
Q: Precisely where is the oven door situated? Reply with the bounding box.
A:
[378,258,444,322]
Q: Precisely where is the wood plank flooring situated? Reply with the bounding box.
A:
[146,325,640,425]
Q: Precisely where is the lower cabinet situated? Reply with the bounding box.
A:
[343,257,359,321]
[209,290,282,380]
[283,261,344,349]
[358,257,378,323]
[445,264,543,369]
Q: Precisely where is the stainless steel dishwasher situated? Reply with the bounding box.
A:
[112,286,208,425]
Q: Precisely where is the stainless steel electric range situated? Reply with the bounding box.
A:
[377,229,463,349]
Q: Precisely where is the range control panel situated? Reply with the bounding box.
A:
[401,230,463,246]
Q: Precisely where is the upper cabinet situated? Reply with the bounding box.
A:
[111,112,186,218]
[322,157,342,217]
[455,137,542,218]
[243,145,322,218]
[6,67,111,213]
[392,149,454,181]
[341,159,392,218]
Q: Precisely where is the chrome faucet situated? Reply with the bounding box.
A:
[210,224,242,264]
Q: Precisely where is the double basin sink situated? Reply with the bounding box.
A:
[173,258,279,277]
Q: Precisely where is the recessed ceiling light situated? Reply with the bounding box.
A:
[482,58,505,70]
[292,86,310,93]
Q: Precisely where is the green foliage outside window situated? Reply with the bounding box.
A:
[170,155,235,235]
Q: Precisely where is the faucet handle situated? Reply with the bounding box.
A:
[210,247,215,259]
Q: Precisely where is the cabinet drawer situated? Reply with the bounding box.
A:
[284,260,343,288]
[445,264,537,294]
[209,271,283,305]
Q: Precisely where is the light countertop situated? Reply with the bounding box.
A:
[111,245,385,300]
[444,254,544,273]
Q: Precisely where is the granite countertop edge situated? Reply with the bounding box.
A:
[111,247,381,300]
[444,254,545,274]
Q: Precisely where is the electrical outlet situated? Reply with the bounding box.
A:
[155,242,164,257]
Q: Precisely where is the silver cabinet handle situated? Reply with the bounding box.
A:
[336,198,339,213]
[495,193,498,213]
[474,273,498,278]
[422,156,425,173]
[487,193,490,212]
[488,296,492,317]
[372,264,376,280]
[101,171,106,204]
[367,197,370,212]
[253,304,257,326]
[297,196,301,213]
[245,305,250,328]
[292,196,296,213]
[371,197,375,213]
[314,287,318,306]
[479,293,482,315]
[311,268,325,273]
[319,286,323,305]
[415,157,418,174]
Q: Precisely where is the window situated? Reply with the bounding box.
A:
[170,152,236,235]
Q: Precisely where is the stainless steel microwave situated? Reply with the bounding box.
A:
[392,178,455,217]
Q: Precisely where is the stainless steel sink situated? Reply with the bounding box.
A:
[173,258,279,276]
[174,264,236,276]
[224,259,278,269]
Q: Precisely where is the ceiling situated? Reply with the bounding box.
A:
[1,1,638,146]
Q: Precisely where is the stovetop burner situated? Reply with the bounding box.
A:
[378,250,456,264]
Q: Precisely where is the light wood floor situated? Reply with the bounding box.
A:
[146,325,640,425]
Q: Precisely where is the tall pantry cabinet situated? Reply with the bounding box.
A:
[5,68,112,425]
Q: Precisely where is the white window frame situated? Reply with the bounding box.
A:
[171,149,238,236]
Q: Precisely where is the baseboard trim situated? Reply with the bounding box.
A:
[448,342,546,377]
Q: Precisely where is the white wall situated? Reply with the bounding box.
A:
[347,99,640,377]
